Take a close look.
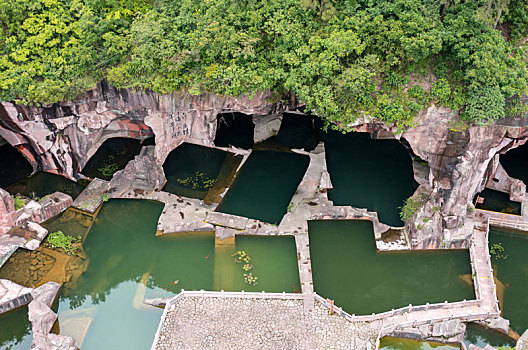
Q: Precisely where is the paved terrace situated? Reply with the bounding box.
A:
[151,292,382,350]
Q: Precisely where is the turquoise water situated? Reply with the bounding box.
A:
[464,323,516,348]
[321,131,418,227]
[309,220,474,315]
[163,143,227,199]
[6,171,85,199]
[380,337,460,349]
[216,150,309,224]
[489,228,528,334]
[0,144,32,188]
[81,137,142,180]
[0,307,32,350]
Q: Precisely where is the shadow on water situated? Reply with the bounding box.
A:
[464,323,516,349]
[0,143,33,189]
[321,131,418,227]
[309,220,474,315]
[380,337,460,349]
[216,150,309,224]
[214,112,254,149]
[474,188,521,215]
[81,137,142,180]
[162,143,228,200]
[272,113,319,151]
[489,229,528,334]
[0,307,32,350]
[500,142,528,186]
[6,172,85,200]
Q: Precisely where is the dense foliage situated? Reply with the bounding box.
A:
[1,0,528,127]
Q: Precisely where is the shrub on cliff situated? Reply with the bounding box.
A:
[1,0,527,128]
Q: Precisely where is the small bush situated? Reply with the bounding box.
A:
[11,195,25,210]
[101,194,109,202]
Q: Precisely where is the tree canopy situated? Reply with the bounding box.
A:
[1,0,527,127]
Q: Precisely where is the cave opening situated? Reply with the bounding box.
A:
[162,142,229,200]
[321,130,418,227]
[473,188,521,215]
[272,113,320,151]
[81,137,142,180]
[500,141,528,186]
[0,137,33,188]
[214,112,254,149]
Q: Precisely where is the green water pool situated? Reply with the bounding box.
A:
[489,228,528,334]
[27,199,299,348]
[163,142,228,199]
[215,236,301,293]
[380,337,460,349]
[81,137,142,180]
[464,323,516,348]
[216,150,309,224]
[7,171,85,200]
[0,307,32,350]
[322,131,418,227]
[309,220,475,315]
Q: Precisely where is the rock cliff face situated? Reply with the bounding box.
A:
[402,108,528,248]
[0,81,282,178]
[2,83,528,248]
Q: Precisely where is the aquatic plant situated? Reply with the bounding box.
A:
[58,183,76,195]
[232,250,251,264]
[287,202,294,212]
[101,193,109,202]
[243,273,258,285]
[232,250,258,285]
[98,155,119,177]
[490,243,508,260]
[176,171,216,190]
[45,231,82,255]
[11,195,25,210]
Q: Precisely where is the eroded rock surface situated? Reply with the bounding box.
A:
[0,82,284,178]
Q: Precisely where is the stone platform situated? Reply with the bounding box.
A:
[152,294,382,350]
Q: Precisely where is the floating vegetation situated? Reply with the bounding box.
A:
[45,231,82,255]
[176,171,216,190]
[232,250,257,285]
[243,272,258,285]
[490,243,508,260]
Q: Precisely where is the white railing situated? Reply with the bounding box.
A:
[374,309,501,349]
[314,292,482,323]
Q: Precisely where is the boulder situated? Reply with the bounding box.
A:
[517,329,528,350]
[252,114,282,143]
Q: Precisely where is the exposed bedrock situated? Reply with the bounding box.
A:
[349,107,528,248]
[402,108,528,248]
[4,84,528,249]
[0,81,285,178]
